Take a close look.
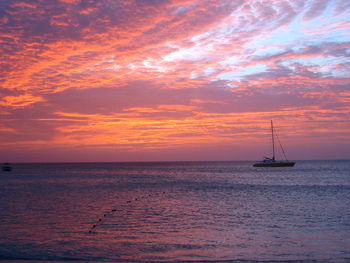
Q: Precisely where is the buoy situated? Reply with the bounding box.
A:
[88,191,166,234]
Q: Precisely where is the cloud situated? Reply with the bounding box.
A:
[0,94,44,107]
[302,0,329,21]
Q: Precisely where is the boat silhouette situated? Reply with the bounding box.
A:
[253,121,295,167]
[2,163,12,172]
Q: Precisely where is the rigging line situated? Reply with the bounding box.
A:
[275,131,289,161]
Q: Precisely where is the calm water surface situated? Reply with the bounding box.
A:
[0,161,350,262]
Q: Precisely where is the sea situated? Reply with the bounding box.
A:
[0,160,350,262]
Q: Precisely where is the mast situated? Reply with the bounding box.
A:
[271,120,275,160]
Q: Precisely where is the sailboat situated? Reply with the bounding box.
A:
[253,120,295,167]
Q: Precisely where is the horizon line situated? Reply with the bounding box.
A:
[3,159,350,164]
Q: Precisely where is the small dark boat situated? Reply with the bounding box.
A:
[253,158,295,167]
[2,163,12,172]
[253,121,295,167]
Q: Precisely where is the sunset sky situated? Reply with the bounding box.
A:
[1,0,349,162]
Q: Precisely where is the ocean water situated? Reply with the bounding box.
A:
[0,160,350,262]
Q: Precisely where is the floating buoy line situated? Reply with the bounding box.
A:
[88,191,166,233]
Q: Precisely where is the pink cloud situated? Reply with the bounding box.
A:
[302,0,330,21]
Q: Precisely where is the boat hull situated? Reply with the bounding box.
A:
[253,162,295,167]
[2,163,12,172]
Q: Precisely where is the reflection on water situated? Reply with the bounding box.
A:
[0,161,350,261]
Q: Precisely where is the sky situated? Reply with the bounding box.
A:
[0,0,349,162]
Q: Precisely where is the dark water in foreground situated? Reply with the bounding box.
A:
[0,161,350,262]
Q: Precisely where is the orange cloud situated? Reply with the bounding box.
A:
[0,94,44,107]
